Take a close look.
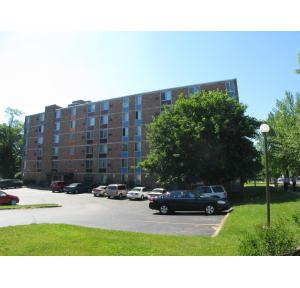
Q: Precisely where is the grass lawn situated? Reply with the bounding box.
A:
[0,185,299,256]
[0,204,61,210]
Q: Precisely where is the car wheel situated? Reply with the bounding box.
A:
[159,205,169,215]
[141,195,144,200]
[119,193,123,199]
[10,200,17,205]
[52,190,55,192]
[205,204,215,215]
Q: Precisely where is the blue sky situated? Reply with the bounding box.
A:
[0,32,299,123]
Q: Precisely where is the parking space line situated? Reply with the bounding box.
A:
[144,220,220,228]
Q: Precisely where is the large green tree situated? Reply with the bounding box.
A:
[262,92,300,177]
[0,108,24,178]
[140,90,260,187]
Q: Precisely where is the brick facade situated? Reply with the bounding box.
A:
[22,79,239,187]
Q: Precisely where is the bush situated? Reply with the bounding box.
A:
[14,172,23,179]
[239,218,298,256]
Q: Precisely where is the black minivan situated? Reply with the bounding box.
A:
[149,190,232,215]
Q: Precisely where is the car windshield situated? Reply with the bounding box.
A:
[211,186,225,193]
[97,186,106,189]
[152,188,163,192]
[0,191,6,196]
[132,187,142,191]
[69,183,79,187]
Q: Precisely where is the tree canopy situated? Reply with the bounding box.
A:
[0,108,24,178]
[140,90,260,187]
[261,92,300,177]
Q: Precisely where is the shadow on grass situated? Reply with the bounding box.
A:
[229,185,300,206]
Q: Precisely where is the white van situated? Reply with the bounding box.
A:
[106,184,128,199]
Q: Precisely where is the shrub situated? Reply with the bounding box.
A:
[14,172,22,179]
[239,218,298,256]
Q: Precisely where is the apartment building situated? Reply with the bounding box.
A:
[22,79,239,186]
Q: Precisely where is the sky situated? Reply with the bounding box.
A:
[0,31,299,123]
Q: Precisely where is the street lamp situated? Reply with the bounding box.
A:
[260,123,270,227]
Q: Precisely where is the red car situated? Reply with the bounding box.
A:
[50,181,66,192]
[0,191,19,205]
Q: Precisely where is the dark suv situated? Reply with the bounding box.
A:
[149,190,232,215]
[63,183,92,194]
[0,179,23,189]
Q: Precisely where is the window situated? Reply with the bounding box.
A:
[88,103,96,113]
[38,125,44,133]
[135,110,142,120]
[225,80,235,97]
[123,112,129,122]
[99,174,107,184]
[122,159,128,168]
[55,121,60,131]
[135,95,142,106]
[86,160,93,169]
[53,147,59,156]
[53,134,59,144]
[86,146,93,154]
[71,107,76,116]
[87,131,95,140]
[100,129,108,139]
[134,174,141,185]
[70,120,76,129]
[87,117,95,127]
[135,126,141,136]
[122,142,128,152]
[36,160,42,169]
[100,115,108,125]
[69,147,75,155]
[122,127,128,137]
[161,90,172,101]
[100,100,109,111]
[122,174,128,183]
[52,161,58,169]
[170,191,182,198]
[135,142,141,152]
[188,86,200,95]
[99,159,107,169]
[69,133,75,140]
[183,191,196,199]
[38,136,43,145]
[37,148,42,158]
[135,156,141,166]
[40,113,45,122]
[99,144,108,154]
[55,110,61,119]
[123,97,129,109]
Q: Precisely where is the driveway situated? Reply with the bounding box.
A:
[0,187,228,236]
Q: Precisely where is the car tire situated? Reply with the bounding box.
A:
[119,193,123,199]
[205,204,215,215]
[141,195,144,200]
[10,200,17,205]
[159,205,169,215]
[52,190,55,193]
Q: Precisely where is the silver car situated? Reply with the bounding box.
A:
[106,184,127,199]
[192,185,227,199]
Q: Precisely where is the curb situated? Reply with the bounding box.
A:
[212,212,231,238]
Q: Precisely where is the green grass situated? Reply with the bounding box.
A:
[0,204,61,210]
[0,186,299,255]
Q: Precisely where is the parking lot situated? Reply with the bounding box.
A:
[0,187,228,236]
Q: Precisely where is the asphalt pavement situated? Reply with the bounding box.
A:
[0,187,227,236]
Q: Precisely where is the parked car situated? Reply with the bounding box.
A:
[147,188,167,200]
[106,184,127,199]
[192,185,227,199]
[0,190,19,205]
[149,190,232,215]
[127,187,149,200]
[50,181,66,192]
[92,185,107,197]
[0,179,23,189]
[63,183,92,194]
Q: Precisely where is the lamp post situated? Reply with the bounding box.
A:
[260,123,270,227]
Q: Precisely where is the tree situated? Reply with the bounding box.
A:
[0,108,24,178]
[140,90,260,187]
[296,53,300,74]
[261,92,300,177]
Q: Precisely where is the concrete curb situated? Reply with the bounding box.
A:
[211,212,231,238]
